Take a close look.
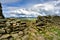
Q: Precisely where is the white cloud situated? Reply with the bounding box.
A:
[55,11,59,14]
[34,3,54,11]
[3,0,60,17]
[10,14,17,17]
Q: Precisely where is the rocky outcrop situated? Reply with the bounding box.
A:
[0,16,59,40]
[0,19,45,40]
[0,3,5,19]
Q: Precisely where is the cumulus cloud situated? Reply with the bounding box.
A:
[2,0,60,18]
[33,3,54,11]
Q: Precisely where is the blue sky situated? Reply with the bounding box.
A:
[0,0,60,17]
[1,0,57,7]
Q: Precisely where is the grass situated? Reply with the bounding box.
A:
[11,17,60,40]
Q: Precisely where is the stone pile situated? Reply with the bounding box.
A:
[0,18,45,40]
[0,19,28,40]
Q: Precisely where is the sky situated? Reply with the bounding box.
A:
[0,0,60,18]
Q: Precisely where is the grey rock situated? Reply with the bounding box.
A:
[0,29,5,34]
[0,34,10,39]
[6,29,11,33]
[6,22,10,27]
[18,31,23,35]
[8,37,14,40]
[22,35,29,40]
[0,34,2,37]
[11,33,19,38]
[1,38,8,40]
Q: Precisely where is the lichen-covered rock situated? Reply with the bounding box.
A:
[0,29,5,34]
[5,29,11,33]
[11,33,19,38]
[6,22,11,27]
[1,38,8,40]
[22,35,29,40]
[8,37,14,40]
[37,35,45,40]
[0,34,10,39]
[18,31,23,35]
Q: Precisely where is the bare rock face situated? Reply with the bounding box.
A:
[0,3,4,19]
